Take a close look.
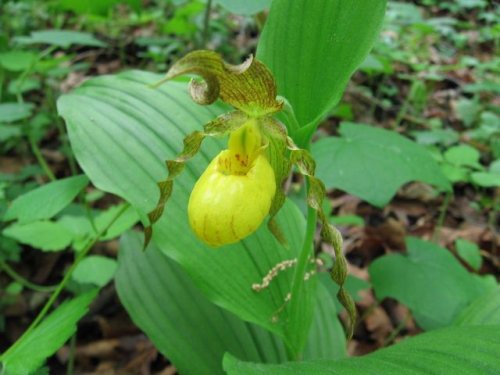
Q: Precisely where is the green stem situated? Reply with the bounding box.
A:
[286,179,317,360]
[383,312,410,347]
[0,203,129,361]
[0,260,58,293]
[394,95,411,129]
[29,137,56,181]
[66,334,76,375]
[202,0,213,48]
[432,190,452,243]
[48,89,78,177]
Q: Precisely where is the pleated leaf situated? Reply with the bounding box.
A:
[116,231,346,374]
[57,71,315,354]
[224,325,500,375]
[454,287,500,326]
[115,231,288,375]
[257,0,387,140]
[303,281,346,361]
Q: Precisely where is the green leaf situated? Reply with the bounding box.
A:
[116,231,287,375]
[72,255,117,287]
[57,0,141,16]
[216,0,271,15]
[59,203,139,251]
[3,175,89,224]
[57,71,315,354]
[0,51,37,72]
[8,78,41,95]
[0,125,22,143]
[470,171,500,187]
[441,163,469,183]
[312,123,451,207]
[2,220,73,252]
[455,238,482,271]
[0,290,97,375]
[303,281,346,361]
[444,144,482,169]
[94,203,139,241]
[15,30,106,48]
[454,287,500,326]
[369,237,497,330]
[117,231,346,373]
[223,325,500,375]
[329,215,364,227]
[257,0,387,138]
[412,128,459,146]
[0,103,34,123]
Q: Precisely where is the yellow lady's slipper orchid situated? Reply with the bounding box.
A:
[188,119,276,247]
[146,49,355,337]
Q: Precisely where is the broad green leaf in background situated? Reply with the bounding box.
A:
[312,123,451,207]
[0,290,97,375]
[0,51,37,72]
[369,237,497,330]
[72,255,117,287]
[0,103,34,123]
[116,231,288,375]
[455,238,482,271]
[2,221,73,252]
[223,325,500,375]
[412,128,459,146]
[216,0,271,15]
[3,175,89,224]
[8,78,41,95]
[454,287,500,326]
[470,159,500,187]
[471,171,500,187]
[57,71,315,355]
[15,30,106,48]
[257,0,387,143]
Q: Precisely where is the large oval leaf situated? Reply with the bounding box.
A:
[116,231,288,375]
[57,71,315,353]
[369,237,496,331]
[454,287,500,326]
[224,325,500,375]
[313,123,451,207]
[257,0,387,139]
[116,231,346,374]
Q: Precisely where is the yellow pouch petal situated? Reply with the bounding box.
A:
[188,150,276,247]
